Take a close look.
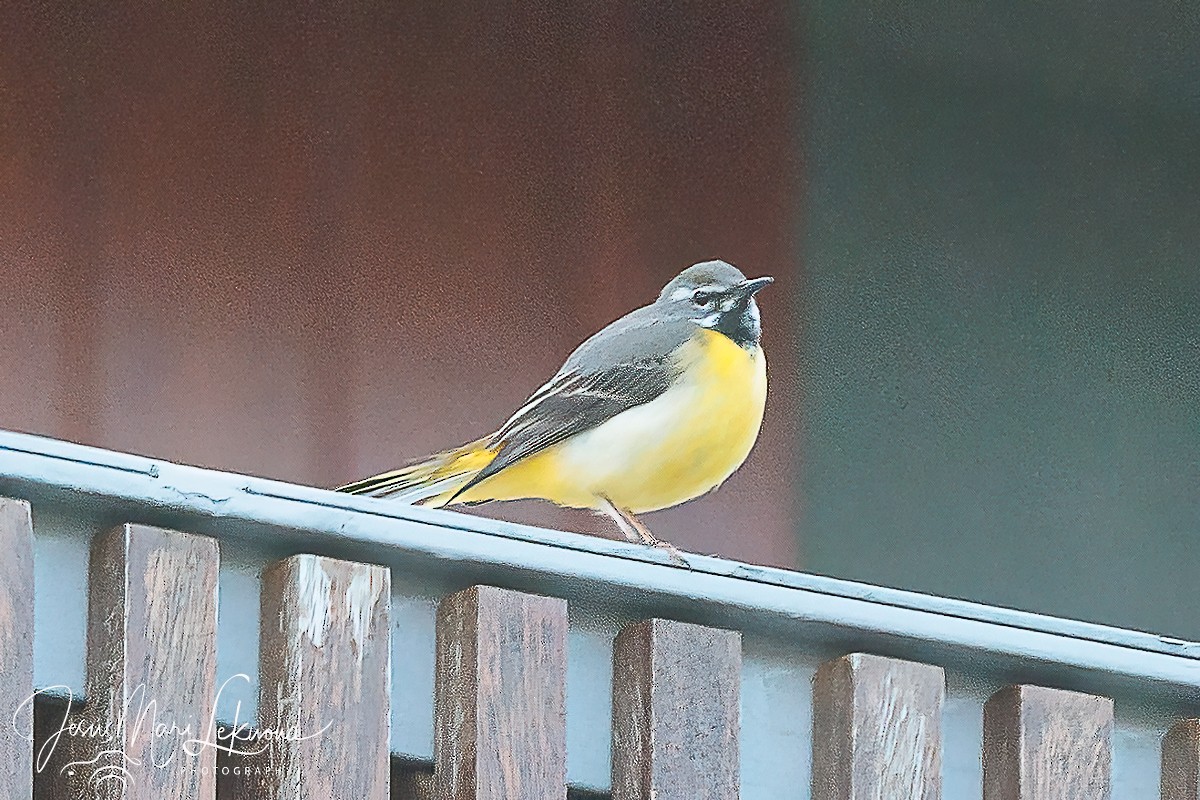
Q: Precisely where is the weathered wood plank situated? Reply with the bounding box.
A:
[1162,719,1200,800]
[38,525,220,800]
[983,684,1112,800]
[255,554,391,799]
[0,499,34,800]
[811,653,944,800]
[434,585,568,800]
[611,618,741,800]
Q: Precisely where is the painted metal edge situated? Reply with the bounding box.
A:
[2,429,1200,708]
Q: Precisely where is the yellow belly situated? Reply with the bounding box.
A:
[463,329,768,513]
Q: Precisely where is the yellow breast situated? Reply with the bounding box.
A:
[469,328,768,513]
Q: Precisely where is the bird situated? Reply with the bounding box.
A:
[337,259,772,562]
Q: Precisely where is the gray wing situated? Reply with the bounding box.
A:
[450,307,692,500]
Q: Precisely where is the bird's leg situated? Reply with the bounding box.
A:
[597,497,690,568]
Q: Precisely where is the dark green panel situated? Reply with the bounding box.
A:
[800,2,1200,637]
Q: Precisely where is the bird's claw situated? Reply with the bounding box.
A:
[651,539,692,569]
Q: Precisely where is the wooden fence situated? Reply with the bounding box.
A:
[1,491,1199,797]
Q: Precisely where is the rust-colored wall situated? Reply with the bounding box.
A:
[0,2,801,567]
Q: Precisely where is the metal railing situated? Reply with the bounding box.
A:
[1,429,1197,798]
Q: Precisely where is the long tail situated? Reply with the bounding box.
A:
[335,437,498,507]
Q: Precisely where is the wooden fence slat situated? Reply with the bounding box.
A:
[254,554,391,800]
[90,525,219,799]
[0,499,34,800]
[40,525,220,800]
[611,619,741,800]
[983,684,1113,800]
[434,585,568,800]
[811,653,944,800]
[1162,719,1200,800]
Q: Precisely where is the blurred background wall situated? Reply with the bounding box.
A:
[2,2,1198,637]
[0,2,801,567]
[802,1,1200,636]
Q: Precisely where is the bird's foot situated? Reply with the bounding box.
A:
[626,516,691,567]
[598,497,692,568]
[649,538,691,568]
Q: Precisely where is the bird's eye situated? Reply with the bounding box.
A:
[692,290,714,307]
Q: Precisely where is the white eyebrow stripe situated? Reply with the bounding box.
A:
[672,284,724,301]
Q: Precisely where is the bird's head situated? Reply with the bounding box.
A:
[656,260,773,348]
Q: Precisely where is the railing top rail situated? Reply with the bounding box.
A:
[2,428,1198,711]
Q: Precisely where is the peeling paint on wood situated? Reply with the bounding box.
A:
[345,569,385,666]
[294,556,333,647]
[254,554,390,800]
[811,653,943,800]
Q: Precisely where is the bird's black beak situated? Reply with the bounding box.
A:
[735,276,774,298]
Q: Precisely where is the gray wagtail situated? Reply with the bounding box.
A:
[337,259,772,558]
